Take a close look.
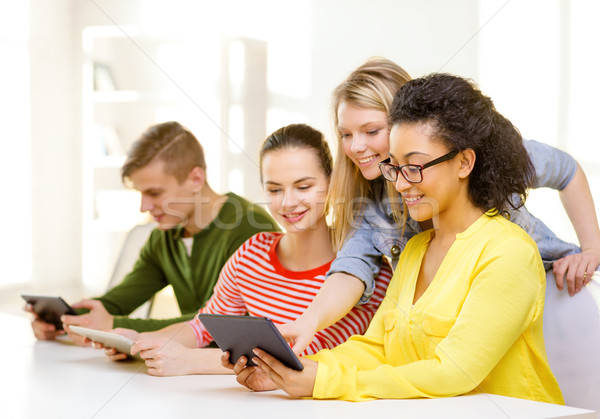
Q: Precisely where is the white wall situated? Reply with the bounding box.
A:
[29,0,81,285]
[477,0,600,244]
[0,2,31,286]
[306,0,481,139]
[27,0,146,286]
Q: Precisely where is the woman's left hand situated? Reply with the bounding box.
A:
[225,352,278,392]
[251,348,318,398]
[131,338,195,376]
[553,250,600,296]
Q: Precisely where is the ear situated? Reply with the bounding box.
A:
[457,149,476,179]
[187,166,206,193]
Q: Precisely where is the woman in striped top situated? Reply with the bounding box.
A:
[102,123,392,376]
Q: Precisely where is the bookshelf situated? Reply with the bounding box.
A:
[81,26,168,290]
[81,27,268,291]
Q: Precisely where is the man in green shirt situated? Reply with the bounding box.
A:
[29,121,278,342]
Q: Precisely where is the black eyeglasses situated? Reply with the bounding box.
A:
[378,150,459,183]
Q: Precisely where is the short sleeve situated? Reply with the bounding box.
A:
[524,139,577,190]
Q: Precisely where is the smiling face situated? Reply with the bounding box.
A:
[388,122,465,223]
[128,159,202,232]
[337,101,390,180]
[261,147,329,233]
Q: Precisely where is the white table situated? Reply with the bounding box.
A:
[1,314,597,419]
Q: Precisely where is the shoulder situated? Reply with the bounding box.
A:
[217,193,278,229]
[134,227,178,263]
[244,231,281,248]
[403,229,433,252]
[486,214,536,243]
[522,138,575,170]
[222,193,267,215]
[522,138,565,157]
[522,138,541,153]
[478,215,543,269]
[472,216,546,297]
[231,231,281,259]
[143,226,171,248]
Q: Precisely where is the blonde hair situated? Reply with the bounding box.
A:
[327,58,412,250]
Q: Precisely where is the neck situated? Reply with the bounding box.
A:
[276,217,335,271]
[183,186,227,237]
[433,190,483,242]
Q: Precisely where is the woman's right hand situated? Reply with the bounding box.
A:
[221,351,277,392]
[277,318,317,355]
[278,272,365,354]
[97,328,140,362]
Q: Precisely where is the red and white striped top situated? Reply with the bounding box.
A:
[187,232,392,356]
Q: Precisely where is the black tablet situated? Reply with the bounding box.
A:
[197,314,304,371]
[21,294,77,330]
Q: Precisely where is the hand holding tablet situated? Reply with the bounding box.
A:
[197,314,304,371]
[68,325,142,360]
[21,294,77,330]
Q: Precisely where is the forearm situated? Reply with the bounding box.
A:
[300,272,365,332]
[98,257,168,317]
[140,322,198,347]
[191,348,233,374]
[559,165,600,252]
[113,312,197,332]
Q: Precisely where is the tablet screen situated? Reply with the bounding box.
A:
[21,294,76,330]
[197,314,304,371]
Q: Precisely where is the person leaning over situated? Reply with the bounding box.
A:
[27,121,278,342]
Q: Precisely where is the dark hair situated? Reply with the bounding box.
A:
[389,73,534,213]
[121,121,206,184]
[259,124,333,183]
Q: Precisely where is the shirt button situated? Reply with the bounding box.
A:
[390,245,401,257]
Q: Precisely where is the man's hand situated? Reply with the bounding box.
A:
[61,299,113,346]
[25,303,65,341]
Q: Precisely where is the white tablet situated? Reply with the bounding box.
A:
[69,325,142,360]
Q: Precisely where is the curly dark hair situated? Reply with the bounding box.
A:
[389,73,534,213]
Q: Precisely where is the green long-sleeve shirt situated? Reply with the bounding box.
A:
[96,193,278,332]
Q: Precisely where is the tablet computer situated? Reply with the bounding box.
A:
[197,314,303,371]
[68,325,141,360]
[21,294,77,330]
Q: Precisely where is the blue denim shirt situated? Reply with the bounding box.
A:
[328,139,581,303]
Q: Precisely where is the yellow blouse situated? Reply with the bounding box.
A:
[307,214,563,403]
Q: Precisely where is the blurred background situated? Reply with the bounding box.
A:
[1,0,598,297]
